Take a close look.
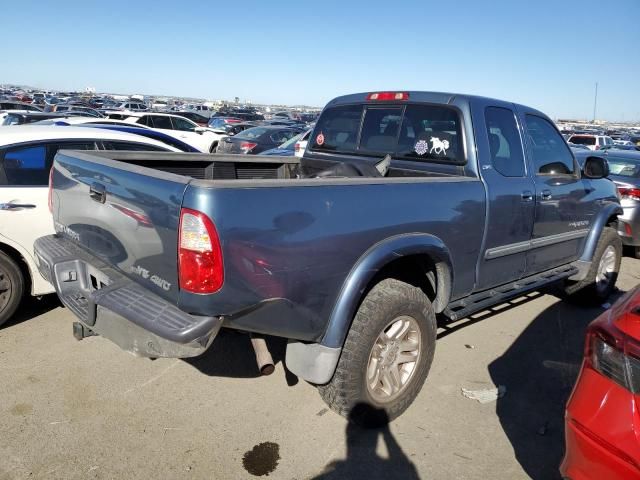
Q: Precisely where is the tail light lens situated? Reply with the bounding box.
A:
[585,306,640,393]
[367,92,409,101]
[294,142,300,153]
[48,167,54,213]
[617,186,640,201]
[178,208,223,294]
[240,142,257,154]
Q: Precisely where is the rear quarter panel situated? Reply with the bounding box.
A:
[180,178,486,341]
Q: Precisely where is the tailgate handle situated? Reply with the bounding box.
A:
[89,183,106,203]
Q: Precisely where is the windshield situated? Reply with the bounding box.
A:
[310,103,465,163]
[608,158,640,177]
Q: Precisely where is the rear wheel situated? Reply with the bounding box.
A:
[210,142,218,153]
[562,227,621,304]
[0,252,25,327]
[317,278,436,427]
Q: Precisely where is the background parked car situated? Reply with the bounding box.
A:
[561,285,640,480]
[294,129,312,157]
[0,101,43,112]
[122,112,225,152]
[216,126,303,154]
[170,111,210,126]
[0,126,181,326]
[567,134,614,151]
[207,116,243,130]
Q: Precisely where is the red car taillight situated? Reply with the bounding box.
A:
[178,208,224,294]
[240,142,257,154]
[617,186,640,201]
[585,307,640,394]
[48,167,54,213]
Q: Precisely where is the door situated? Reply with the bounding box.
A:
[475,105,535,290]
[0,141,96,294]
[171,116,210,152]
[521,112,592,273]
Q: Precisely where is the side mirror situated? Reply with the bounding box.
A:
[583,156,609,179]
[194,126,206,134]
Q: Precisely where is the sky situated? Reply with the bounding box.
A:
[2,0,639,121]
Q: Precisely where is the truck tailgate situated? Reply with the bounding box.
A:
[51,150,190,303]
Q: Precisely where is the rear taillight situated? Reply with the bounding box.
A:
[178,208,223,294]
[367,92,409,101]
[48,167,54,213]
[240,142,257,154]
[585,310,640,393]
[294,142,300,152]
[617,186,640,201]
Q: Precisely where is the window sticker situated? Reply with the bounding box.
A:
[430,137,449,155]
[414,139,429,155]
[316,132,325,146]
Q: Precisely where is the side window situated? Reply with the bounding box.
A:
[171,117,195,132]
[1,145,48,185]
[151,115,173,129]
[137,116,151,127]
[102,141,168,152]
[525,114,576,175]
[484,107,525,177]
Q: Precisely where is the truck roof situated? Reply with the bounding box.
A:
[326,91,546,117]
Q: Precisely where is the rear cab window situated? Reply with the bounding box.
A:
[310,103,465,164]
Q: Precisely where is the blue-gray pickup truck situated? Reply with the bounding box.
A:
[35,91,622,425]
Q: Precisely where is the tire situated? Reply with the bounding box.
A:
[0,251,25,327]
[562,227,622,304]
[318,278,437,427]
[210,142,218,153]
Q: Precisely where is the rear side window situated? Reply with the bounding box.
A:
[526,115,576,175]
[484,107,525,177]
[150,115,173,129]
[2,145,48,185]
[607,157,640,177]
[311,103,464,163]
[569,135,595,146]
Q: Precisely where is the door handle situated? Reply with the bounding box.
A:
[89,182,106,203]
[540,189,552,200]
[521,191,534,202]
[0,203,36,210]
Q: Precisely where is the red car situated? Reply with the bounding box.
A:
[561,284,640,480]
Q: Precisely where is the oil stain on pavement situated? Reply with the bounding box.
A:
[242,442,280,476]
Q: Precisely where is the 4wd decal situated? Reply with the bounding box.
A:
[130,265,172,291]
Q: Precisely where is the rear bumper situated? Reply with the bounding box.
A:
[34,234,223,358]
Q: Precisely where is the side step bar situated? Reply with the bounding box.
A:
[444,264,578,321]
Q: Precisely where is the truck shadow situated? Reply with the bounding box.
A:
[488,290,625,479]
[184,329,300,385]
[1,294,62,330]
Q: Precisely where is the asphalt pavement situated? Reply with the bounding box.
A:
[1,257,639,480]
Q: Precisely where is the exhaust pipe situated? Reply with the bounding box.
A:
[250,334,275,376]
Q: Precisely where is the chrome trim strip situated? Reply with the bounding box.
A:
[485,229,590,260]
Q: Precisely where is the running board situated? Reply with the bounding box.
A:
[443,265,578,321]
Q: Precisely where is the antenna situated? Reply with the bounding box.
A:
[592,82,598,123]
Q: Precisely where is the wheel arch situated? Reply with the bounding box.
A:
[0,241,31,296]
[580,202,623,263]
[321,233,453,349]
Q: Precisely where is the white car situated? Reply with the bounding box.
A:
[122,112,225,152]
[0,126,180,326]
[294,129,312,158]
[102,101,148,116]
[567,134,614,151]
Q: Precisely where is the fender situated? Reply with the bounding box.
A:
[321,233,453,349]
[571,201,623,281]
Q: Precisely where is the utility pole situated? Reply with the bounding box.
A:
[592,82,598,123]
